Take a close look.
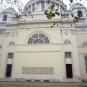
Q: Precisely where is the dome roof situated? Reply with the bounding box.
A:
[1,7,17,14]
[24,0,67,13]
[69,3,86,10]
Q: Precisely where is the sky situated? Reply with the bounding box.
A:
[21,0,87,9]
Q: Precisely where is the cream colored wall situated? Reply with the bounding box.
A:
[79,53,87,80]
[77,33,87,46]
[0,0,87,81]
[0,21,81,81]
[0,36,9,77]
[10,22,80,79]
[62,28,80,78]
[11,24,65,79]
[0,36,5,77]
[17,29,62,44]
[77,33,87,80]
[12,52,65,80]
[0,29,17,77]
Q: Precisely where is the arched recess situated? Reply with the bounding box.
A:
[81,41,87,47]
[77,10,83,17]
[64,39,72,45]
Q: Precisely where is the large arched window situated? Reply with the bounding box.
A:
[28,33,50,44]
[77,10,83,17]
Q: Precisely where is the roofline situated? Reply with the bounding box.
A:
[69,3,86,11]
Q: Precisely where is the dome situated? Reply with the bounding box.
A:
[1,7,17,14]
[69,3,86,11]
[24,0,67,13]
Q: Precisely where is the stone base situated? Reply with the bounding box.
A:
[0,77,81,82]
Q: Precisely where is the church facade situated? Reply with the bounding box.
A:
[0,0,87,82]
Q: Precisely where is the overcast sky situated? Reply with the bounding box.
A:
[21,0,87,9]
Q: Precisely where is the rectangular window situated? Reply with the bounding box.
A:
[3,15,7,21]
[84,55,87,73]
[65,52,72,58]
[8,53,13,59]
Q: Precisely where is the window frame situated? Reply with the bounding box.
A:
[8,53,13,59]
[3,15,7,21]
[77,10,83,17]
[28,33,50,44]
[65,52,72,58]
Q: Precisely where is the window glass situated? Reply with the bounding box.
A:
[78,10,83,17]
[3,15,7,21]
[44,37,50,43]
[8,53,13,59]
[33,39,44,44]
[65,52,72,58]
[28,33,50,44]
[32,34,38,39]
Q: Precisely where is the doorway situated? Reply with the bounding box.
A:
[66,64,73,78]
[6,64,12,77]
